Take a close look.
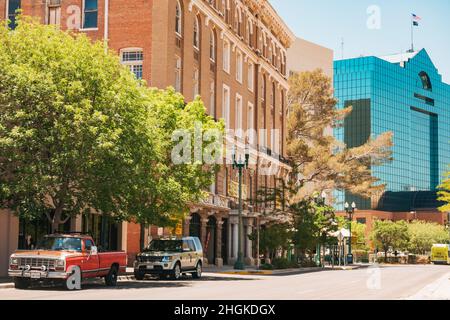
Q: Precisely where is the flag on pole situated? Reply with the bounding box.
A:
[412,13,421,26]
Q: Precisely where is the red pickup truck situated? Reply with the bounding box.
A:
[8,233,127,290]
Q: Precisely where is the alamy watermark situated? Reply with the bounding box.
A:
[171,123,283,177]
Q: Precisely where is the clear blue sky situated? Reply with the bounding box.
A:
[270,0,450,83]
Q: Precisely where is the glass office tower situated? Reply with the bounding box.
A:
[334,49,450,212]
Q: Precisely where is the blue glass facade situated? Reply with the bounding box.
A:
[334,49,450,211]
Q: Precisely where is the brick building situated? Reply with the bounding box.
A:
[0,0,295,275]
[151,0,295,267]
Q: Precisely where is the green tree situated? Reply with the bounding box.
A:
[0,17,224,240]
[250,223,292,261]
[351,221,369,250]
[287,70,393,201]
[371,220,409,260]
[438,170,450,213]
[126,90,224,249]
[290,198,339,262]
[407,220,450,254]
[0,17,154,231]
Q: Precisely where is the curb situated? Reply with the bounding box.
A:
[0,283,14,289]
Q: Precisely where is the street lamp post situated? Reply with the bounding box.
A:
[344,201,357,265]
[447,212,450,244]
[232,144,249,270]
[314,191,327,267]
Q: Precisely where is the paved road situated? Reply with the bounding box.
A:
[0,265,449,300]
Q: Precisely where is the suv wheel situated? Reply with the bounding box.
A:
[171,262,182,280]
[134,270,145,281]
[192,262,202,279]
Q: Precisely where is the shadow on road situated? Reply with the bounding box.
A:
[19,275,255,292]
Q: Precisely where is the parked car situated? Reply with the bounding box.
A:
[134,237,203,280]
[8,233,127,290]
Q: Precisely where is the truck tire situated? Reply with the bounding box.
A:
[105,265,118,287]
[171,262,182,280]
[192,262,202,279]
[14,278,30,290]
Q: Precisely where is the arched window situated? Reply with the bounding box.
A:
[234,7,242,36]
[246,20,253,46]
[193,16,200,49]
[419,71,432,91]
[210,29,216,62]
[175,1,182,35]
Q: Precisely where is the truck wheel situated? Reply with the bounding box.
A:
[192,262,202,279]
[171,263,182,280]
[134,270,145,281]
[14,278,30,290]
[105,266,118,287]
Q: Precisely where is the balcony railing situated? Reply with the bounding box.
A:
[199,193,230,210]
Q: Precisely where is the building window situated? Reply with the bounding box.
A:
[246,20,253,47]
[223,39,230,73]
[83,0,98,29]
[193,69,199,97]
[248,102,255,145]
[121,49,144,80]
[234,7,242,36]
[222,85,230,128]
[261,75,266,102]
[210,81,216,116]
[193,16,200,49]
[7,0,21,30]
[210,30,216,62]
[235,94,243,133]
[271,82,276,107]
[175,56,182,92]
[248,62,254,92]
[419,71,432,91]
[236,50,243,83]
[175,0,183,36]
[48,4,61,26]
[272,45,277,67]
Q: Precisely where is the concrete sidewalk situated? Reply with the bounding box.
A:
[204,263,368,276]
[0,278,14,290]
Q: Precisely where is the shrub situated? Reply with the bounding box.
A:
[260,263,274,270]
[353,250,369,263]
[270,258,299,270]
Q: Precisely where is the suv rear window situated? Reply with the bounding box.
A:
[144,240,183,252]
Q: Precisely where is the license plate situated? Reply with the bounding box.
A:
[146,265,154,270]
[30,272,41,279]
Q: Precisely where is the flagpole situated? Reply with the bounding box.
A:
[411,16,414,52]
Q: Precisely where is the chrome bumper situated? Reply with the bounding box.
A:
[8,269,70,279]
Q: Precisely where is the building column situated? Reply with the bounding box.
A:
[215,218,224,267]
[117,221,128,251]
[200,217,209,264]
[245,221,255,266]
[183,216,191,237]
[227,220,233,264]
[233,223,239,261]
[70,215,82,232]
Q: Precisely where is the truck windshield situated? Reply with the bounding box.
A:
[144,240,183,252]
[36,237,82,252]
